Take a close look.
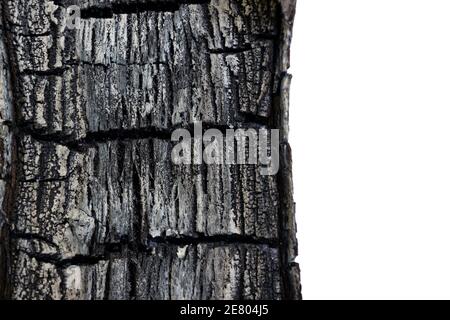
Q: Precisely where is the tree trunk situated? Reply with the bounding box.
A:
[0,0,300,300]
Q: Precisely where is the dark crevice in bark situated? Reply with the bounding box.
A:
[21,68,67,77]
[18,121,271,151]
[239,112,271,127]
[15,129,88,152]
[81,7,114,19]
[146,234,278,248]
[79,0,211,19]
[18,126,172,151]
[208,45,253,55]
[66,60,173,70]
[23,251,106,268]
[12,230,278,255]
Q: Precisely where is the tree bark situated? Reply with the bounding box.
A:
[0,0,300,300]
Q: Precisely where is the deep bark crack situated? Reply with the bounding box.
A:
[79,0,211,19]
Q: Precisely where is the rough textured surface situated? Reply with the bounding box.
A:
[0,0,300,300]
[7,0,280,137]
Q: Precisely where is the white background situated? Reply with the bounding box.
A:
[291,0,450,300]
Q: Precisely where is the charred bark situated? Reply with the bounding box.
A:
[0,0,300,300]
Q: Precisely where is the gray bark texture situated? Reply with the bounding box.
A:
[0,0,300,300]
